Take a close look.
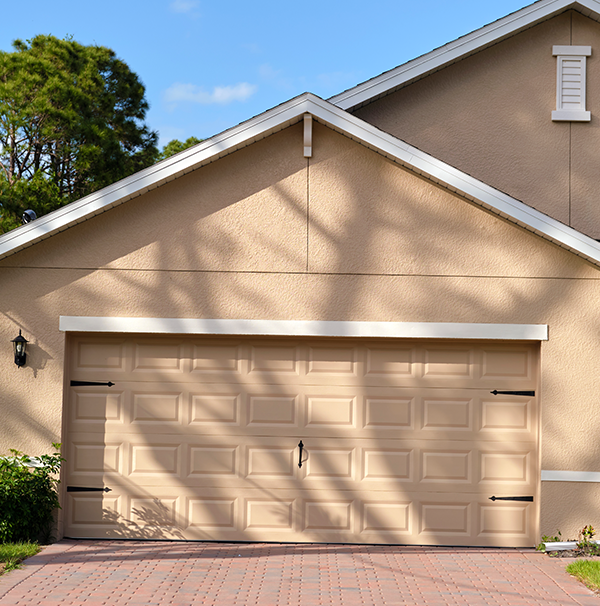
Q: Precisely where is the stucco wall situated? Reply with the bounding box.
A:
[353,11,600,239]
[1,121,600,541]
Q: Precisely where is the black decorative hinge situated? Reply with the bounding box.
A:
[67,486,112,493]
[489,495,533,502]
[70,380,115,387]
[490,390,535,397]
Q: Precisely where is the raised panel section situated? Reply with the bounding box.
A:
[130,497,178,527]
[481,400,529,431]
[365,398,412,428]
[73,392,122,422]
[190,394,239,425]
[306,397,354,427]
[361,502,411,532]
[134,342,184,372]
[480,453,528,483]
[305,449,353,479]
[304,501,352,531]
[308,347,356,375]
[188,498,237,529]
[479,504,528,536]
[192,344,242,373]
[72,444,121,474]
[132,393,181,423]
[424,348,472,378]
[423,399,471,430]
[363,449,411,481]
[247,448,295,478]
[248,396,297,426]
[245,500,294,530]
[70,495,120,525]
[482,349,530,378]
[76,341,125,371]
[189,447,236,477]
[250,345,298,374]
[130,445,178,475]
[365,348,413,376]
[421,503,470,534]
[421,451,470,482]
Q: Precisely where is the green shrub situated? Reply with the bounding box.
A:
[0,443,63,543]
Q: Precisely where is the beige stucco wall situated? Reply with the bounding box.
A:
[2,121,600,541]
[353,11,600,239]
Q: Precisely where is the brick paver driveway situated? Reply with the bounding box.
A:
[0,541,596,605]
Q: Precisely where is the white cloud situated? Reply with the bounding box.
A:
[170,0,199,14]
[164,82,258,106]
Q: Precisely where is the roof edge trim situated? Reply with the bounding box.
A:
[330,0,598,110]
[3,93,600,270]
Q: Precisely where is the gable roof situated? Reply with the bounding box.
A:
[1,92,600,269]
[330,0,600,110]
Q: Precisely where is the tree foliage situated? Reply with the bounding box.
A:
[0,444,63,543]
[0,35,158,233]
[159,136,203,161]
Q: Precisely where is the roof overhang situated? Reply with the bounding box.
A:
[330,0,600,110]
[2,92,600,269]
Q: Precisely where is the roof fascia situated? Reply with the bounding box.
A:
[0,94,314,260]
[2,92,600,269]
[304,96,600,268]
[330,0,600,110]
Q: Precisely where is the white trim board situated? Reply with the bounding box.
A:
[3,94,600,271]
[541,470,600,482]
[330,0,600,110]
[59,317,548,340]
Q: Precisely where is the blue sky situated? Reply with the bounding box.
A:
[1,1,528,148]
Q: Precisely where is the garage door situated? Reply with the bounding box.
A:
[64,335,539,546]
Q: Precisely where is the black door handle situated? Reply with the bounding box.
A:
[298,440,304,468]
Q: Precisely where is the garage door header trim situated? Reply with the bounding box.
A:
[59,317,548,340]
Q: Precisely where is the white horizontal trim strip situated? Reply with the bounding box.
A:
[553,45,592,56]
[541,470,600,482]
[59,316,548,340]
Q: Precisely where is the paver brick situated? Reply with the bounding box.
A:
[0,541,597,605]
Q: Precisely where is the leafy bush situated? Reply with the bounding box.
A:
[577,525,600,556]
[0,444,63,543]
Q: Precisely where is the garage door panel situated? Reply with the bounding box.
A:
[69,441,123,476]
[132,341,189,374]
[71,389,124,424]
[66,336,538,546]
[481,396,534,433]
[66,434,534,494]
[481,347,534,380]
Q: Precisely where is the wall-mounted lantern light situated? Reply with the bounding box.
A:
[12,330,28,368]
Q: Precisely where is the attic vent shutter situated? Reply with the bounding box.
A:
[552,46,591,121]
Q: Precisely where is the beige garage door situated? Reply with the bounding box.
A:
[64,335,539,546]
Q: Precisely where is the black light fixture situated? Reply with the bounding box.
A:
[11,330,28,368]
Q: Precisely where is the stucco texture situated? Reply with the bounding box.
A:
[353,11,600,240]
[1,121,599,540]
